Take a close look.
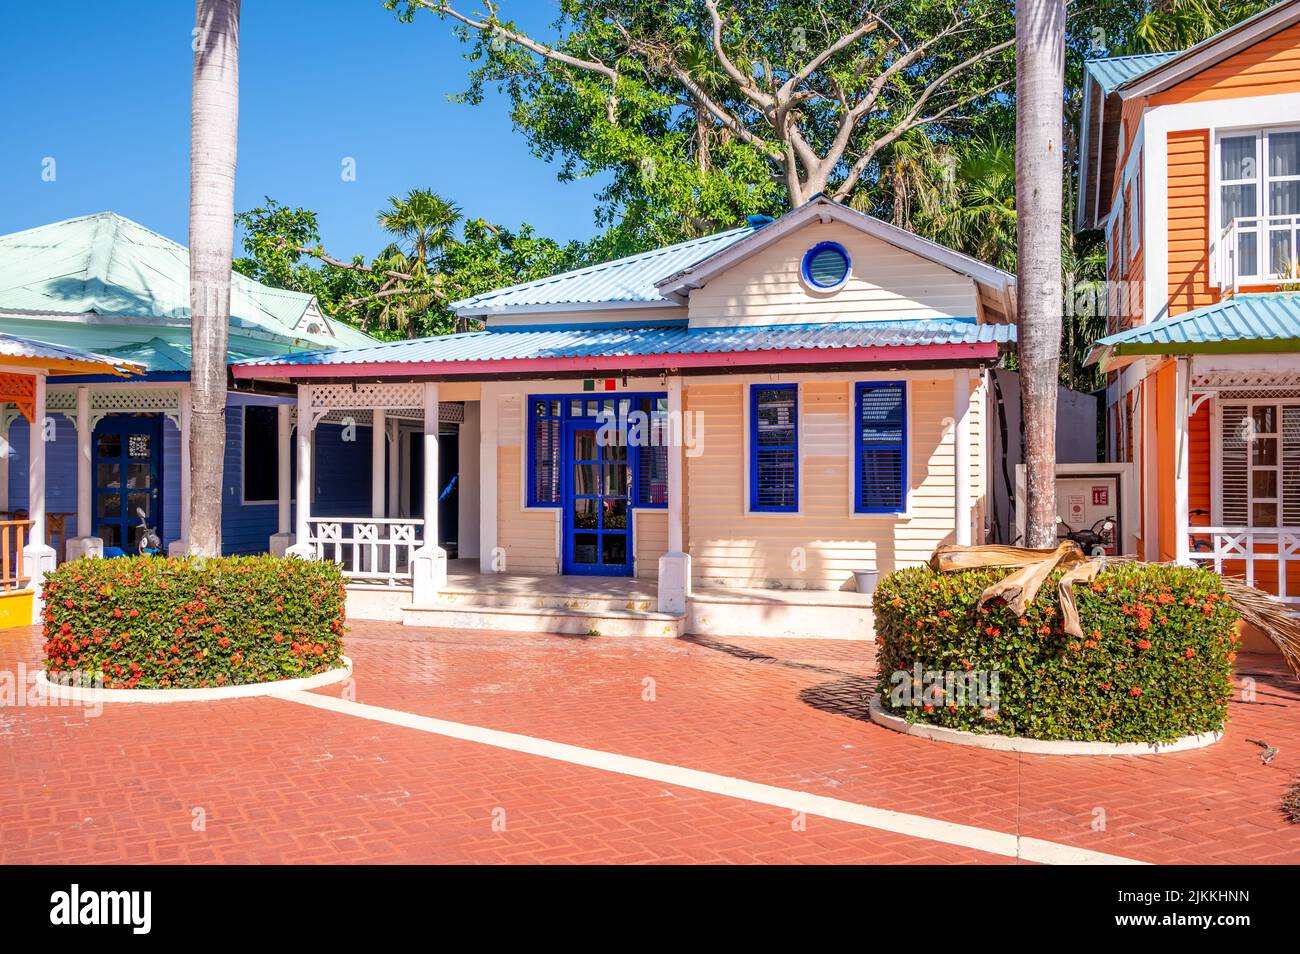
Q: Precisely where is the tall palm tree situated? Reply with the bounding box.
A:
[1016,0,1067,548]
[189,0,240,557]
[376,189,462,266]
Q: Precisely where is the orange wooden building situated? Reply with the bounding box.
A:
[1081,0,1300,604]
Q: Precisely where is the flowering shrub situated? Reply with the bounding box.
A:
[42,556,346,689]
[874,562,1239,743]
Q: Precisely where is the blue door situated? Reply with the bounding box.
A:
[93,415,162,554]
[561,419,633,576]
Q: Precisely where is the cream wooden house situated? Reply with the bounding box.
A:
[232,196,1017,638]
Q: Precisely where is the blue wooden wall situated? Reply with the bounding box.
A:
[2,396,373,558]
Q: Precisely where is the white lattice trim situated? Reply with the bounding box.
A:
[309,383,424,412]
[1192,371,1300,391]
[46,387,183,427]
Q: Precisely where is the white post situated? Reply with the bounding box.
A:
[24,372,56,623]
[167,386,192,556]
[286,385,315,560]
[953,369,972,547]
[1174,358,1191,566]
[458,401,481,560]
[412,382,446,602]
[479,389,499,574]
[0,419,8,516]
[657,376,690,614]
[65,386,103,561]
[269,404,294,556]
[371,407,386,518]
[387,418,399,517]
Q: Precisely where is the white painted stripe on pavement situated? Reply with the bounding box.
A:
[278,690,1148,866]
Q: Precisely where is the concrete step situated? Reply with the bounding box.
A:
[434,587,658,614]
[403,602,684,637]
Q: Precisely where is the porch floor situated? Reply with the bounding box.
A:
[441,559,874,607]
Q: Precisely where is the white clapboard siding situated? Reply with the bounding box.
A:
[686,220,980,328]
[684,376,984,590]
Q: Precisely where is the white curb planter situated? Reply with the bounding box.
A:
[868,695,1222,756]
[36,656,352,704]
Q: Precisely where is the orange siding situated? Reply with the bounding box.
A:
[1188,403,1211,524]
[1151,21,1300,105]
[1167,129,1217,317]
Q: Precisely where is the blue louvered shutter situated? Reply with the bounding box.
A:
[528,397,562,506]
[635,398,669,507]
[855,382,906,513]
[750,385,798,512]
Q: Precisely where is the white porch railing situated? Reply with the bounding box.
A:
[1218,214,1300,292]
[306,517,424,586]
[1187,526,1300,604]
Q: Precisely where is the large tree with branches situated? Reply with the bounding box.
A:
[388,0,1016,243]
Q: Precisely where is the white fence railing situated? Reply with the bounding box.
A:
[1187,526,1300,604]
[307,517,424,586]
[1218,215,1300,292]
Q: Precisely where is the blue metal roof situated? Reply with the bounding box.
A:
[1088,293,1300,367]
[1085,51,1181,94]
[451,224,762,315]
[235,319,1015,369]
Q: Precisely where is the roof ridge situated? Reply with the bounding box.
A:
[1085,50,1181,64]
[454,224,755,307]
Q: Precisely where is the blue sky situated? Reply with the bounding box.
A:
[0,0,606,257]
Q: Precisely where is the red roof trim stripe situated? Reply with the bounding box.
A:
[231,342,998,379]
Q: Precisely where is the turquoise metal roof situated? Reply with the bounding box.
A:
[0,212,378,357]
[235,318,1015,369]
[451,224,762,315]
[0,331,144,375]
[1084,51,1180,93]
[1087,293,1300,367]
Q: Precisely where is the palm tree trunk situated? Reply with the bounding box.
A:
[188,0,241,558]
[1015,0,1065,548]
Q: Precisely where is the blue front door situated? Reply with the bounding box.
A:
[562,419,633,576]
[93,415,162,553]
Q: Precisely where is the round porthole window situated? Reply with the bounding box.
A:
[800,241,851,291]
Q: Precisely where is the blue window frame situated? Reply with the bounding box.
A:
[527,392,668,509]
[801,241,851,289]
[749,384,798,512]
[527,397,564,506]
[854,381,907,513]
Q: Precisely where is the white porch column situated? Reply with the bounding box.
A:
[167,386,192,556]
[412,382,447,602]
[66,386,103,561]
[286,385,316,560]
[1174,358,1191,566]
[371,408,386,518]
[386,419,399,517]
[953,369,972,547]
[479,388,499,574]
[458,401,481,560]
[24,372,56,623]
[269,404,295,556]
[0,420,9,515]
[657,376,690,614]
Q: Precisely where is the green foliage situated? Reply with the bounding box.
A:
[234,195,590,339]
[41,556,346,689]
[873,562,1240,743]
[388,0,1017,254]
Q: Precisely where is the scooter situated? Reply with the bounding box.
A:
[1056,515,1116,557]
[134,507,162,556]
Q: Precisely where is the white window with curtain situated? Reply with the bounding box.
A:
[1217,401,1300,529]
[1218,128,1300,281]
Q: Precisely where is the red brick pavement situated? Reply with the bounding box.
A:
[0,625,1004,864]
[2,621,1298,865]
